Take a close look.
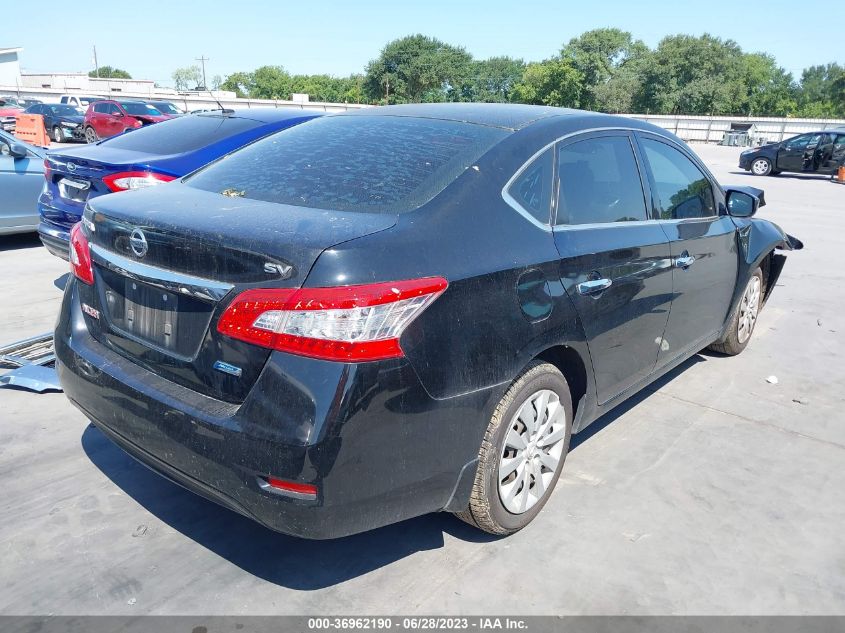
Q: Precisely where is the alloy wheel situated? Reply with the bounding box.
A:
[498,389,567,514]
[751,159,771,176]
[53,127,62,143]
[737,275,761,344]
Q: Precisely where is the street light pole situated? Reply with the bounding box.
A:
[196,55,209,89]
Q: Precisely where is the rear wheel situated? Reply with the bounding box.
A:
[52,126,63,143]
[455,361,572,535]
[751,158,773,176]
[84,126,98,143]
[709,267,763,356]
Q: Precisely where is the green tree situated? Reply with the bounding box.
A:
[172,65,202,91]
[634,34,746,114]
[740,53,797,116]
[249,65,293,99]
[561,28,649,111]
[89,66,132,79]
[220,71,254,98]
[510,58,583,107]
[459,57,526,102]
[363,34,474,103]
[796,63,845,117]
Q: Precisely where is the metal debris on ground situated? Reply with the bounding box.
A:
[0,333,61,393]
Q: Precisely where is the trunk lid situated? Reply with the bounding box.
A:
[79,185,397,402]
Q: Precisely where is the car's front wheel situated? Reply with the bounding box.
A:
[52,126,63,143]
[455,360,572,535]
[84,126,98,143]
[751,158,773,176]
[709,267,764,356]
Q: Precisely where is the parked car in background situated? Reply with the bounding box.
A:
[39,108,322,258]
[24,103,85,143]
[55,104,802,539]
[0,102,23,132]
[740,129,845,176]
[0,96,27,108]
[82,100,171,142]
[60,95,103,108]
[146,100,186,116]
[22,98,43,107]
[0,129,44,235]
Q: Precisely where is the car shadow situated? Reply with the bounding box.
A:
[80,353,705,590]
[570,354,705,451]
[81,424,498,591]
[0,233,41,252]
[727,170,833,181]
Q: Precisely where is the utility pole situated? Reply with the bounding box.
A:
[93,45,99,78]
[196,55,209,89]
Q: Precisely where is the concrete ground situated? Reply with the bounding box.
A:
[0,144,843,615]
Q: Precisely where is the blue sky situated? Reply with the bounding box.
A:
[8,0,844,87]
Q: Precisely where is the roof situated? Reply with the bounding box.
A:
[0,47,23,55]
[342,103,581,130]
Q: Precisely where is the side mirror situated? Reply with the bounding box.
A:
[8,143,28,159]
[726,189,759,218]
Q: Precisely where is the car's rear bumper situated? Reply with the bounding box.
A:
[38,222,70,260]
[55,280,492,538]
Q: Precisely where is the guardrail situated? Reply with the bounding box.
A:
[620,113,845,144]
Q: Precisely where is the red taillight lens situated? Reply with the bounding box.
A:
[69,222,94,285]
[264,477,318,498]
[43,158,52,182]
[217,277,448,362]
[102,171,176,192]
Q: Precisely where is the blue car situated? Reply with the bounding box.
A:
[39,108,322,259]
[0,129,44,235]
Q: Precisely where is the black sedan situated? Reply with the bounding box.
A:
[24,103,85,143]
[55,104,801,538]
[739,128,845,176]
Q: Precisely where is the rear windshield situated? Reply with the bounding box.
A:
[101,114,261,154]
[185,115,508,213]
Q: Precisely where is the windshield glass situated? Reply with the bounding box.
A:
[186,115,508,213]
[50,105,84,116]
[120,102,162,116]
[101,114,261,154]
[151,102,184,115]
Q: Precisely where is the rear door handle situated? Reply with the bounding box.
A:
[577,278,612,295]
[675,255,696,268]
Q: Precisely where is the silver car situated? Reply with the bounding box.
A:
[0,129,43,235]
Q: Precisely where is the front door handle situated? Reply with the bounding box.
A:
[675,254,696,268]
[577,278,612,295]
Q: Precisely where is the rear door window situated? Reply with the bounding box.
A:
[555,135,648,225]
[186,115,508,213]
[639,138,716,220]
[507,148,554,225]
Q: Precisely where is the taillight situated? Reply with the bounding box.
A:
[43,159,52,182]
[102,171,176,192]
[69,222,94,285]
[217,277,448,362]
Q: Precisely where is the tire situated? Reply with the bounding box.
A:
[455,360,573,535]
[709,267,764,356]
[751,157,773,176]
[84,126,98,144]
[52,126,63,143]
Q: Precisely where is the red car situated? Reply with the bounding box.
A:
[83,99,171,143]
[0,104,23,133]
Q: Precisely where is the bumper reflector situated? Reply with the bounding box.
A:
[259,476,318,500]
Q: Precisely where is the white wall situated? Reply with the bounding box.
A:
[0,50,22,88]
